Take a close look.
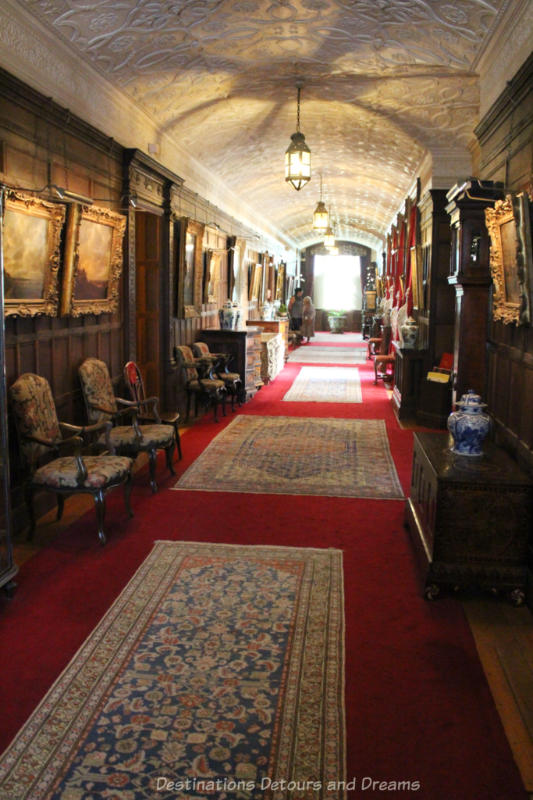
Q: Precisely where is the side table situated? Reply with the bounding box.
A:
[405,432,533,604]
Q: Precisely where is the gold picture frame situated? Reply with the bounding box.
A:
[275,263,285,301]
[177,217,204,318]
[203,250,220,304]
[3,190,65,317]
[485,195,528,325]
[61,204,126,316]
[251,264,263,301]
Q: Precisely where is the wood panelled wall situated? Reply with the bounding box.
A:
[475,53,533,473]
[0,71,125,525]
[0,70,275,533]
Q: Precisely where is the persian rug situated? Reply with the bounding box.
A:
[287,347,366,364]
[0,541,346,800]
[174,416,404,499]
[283,367,363,404]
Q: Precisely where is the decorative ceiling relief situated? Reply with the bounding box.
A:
[19,0,512,249]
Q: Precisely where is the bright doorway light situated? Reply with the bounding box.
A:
[313,254,361,309]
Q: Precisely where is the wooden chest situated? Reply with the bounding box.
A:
[405,432,533,604]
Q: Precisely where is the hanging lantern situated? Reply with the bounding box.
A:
[312,173,329,231]
[323,226,335,248]
[285,86,311,191]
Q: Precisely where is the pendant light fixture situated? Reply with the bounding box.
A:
[285,84,311,191]
[312,173,329,232]
[323,225,335,248]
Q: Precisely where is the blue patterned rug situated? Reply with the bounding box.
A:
[0,542,345,799]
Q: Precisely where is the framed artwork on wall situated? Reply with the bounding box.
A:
[486,195,530,325]
[177,217,205,318]
[3,190,65,317]
[61,203,126,316]
[251,264,263,301]
[203,250,220,304]
[275,263,285,301]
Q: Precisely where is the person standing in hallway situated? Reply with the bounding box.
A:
[301,296,315,343]
[288,287,304,331]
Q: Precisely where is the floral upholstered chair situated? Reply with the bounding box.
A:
[174,345,226,422]
[192,341,242,411]
[9,373,133,545]
[78,358,176,493]
[123,361,182,460]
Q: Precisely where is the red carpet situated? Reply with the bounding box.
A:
[0,342,526,799]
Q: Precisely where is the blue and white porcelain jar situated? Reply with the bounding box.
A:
[447,390,490,456]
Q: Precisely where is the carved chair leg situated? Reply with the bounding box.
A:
[165,442,176,475]
[186,393,191,419]
[124,472,134,518]
[148,449,158,493]
[93,489,107,545]
[174,424,183,460]
[25,482,36,540]
[212,393,219,423]
[221,390,227,417]
[56,494,65,521]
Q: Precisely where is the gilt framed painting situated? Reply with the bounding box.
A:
[3,190,65,317]
[61,204,126,316]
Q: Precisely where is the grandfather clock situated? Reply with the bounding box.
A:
[446,179,504,406]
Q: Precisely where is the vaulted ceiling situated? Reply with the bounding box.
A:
[9,1,521,250]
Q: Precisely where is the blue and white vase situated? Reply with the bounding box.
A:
[447,390,490,456]
[219,301,241,330]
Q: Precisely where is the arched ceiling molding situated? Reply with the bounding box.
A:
[5,0,528,253]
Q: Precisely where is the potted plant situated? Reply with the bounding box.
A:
[327,309,347,333]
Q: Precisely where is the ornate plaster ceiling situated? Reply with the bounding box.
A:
[18,0,513,251]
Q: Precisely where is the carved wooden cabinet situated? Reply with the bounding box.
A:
[199,327,263,400]
[391,343,427,421]
[405,432,532,604]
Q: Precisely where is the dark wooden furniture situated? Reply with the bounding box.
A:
[199,328,263,401]
[405,432,533,604]
[445,179,504,405]
[246,319,289,360]
[417,376,452,429]
[391,343,427,420]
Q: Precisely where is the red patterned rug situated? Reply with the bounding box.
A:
[173,416,404,499]
[0,541,345,799]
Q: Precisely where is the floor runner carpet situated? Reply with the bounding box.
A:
[288,347,366,364]
[0,541,345,799]
[173,416,404,499]
[283,366,362,403]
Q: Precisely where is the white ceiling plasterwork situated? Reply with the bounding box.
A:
[2,0,528,251]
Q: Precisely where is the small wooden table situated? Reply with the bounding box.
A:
[405,432,533,604]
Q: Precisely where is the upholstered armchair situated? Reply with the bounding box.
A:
[123,361,182,460]
[78,358,176,493]
[192,341,242,411]
[9,373,133,545]
[174,345,226,422]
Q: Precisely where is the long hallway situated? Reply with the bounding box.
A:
[0,334,530,799]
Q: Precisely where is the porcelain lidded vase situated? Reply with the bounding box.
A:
[219,301,240,330]
[400,316,419,349]
[447,390,490,456]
